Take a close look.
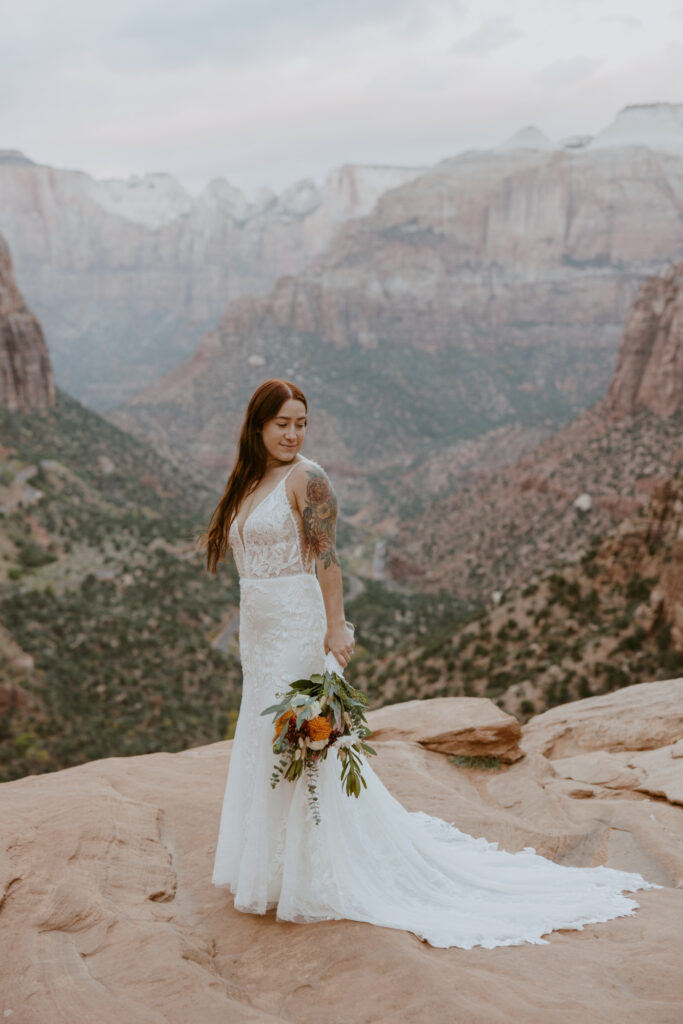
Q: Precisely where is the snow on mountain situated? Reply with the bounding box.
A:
[588,103,683,157]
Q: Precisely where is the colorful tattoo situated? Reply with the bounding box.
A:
[302,469,339,568]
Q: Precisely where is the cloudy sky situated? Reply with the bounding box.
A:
[1,0,681,197]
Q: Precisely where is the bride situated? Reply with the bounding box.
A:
[201,378,659,949]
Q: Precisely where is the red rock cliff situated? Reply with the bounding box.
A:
[607,262,683,417]
[0,232,55,412]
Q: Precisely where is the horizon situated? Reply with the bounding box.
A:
[2,0,682,196]
[4,99,683,202]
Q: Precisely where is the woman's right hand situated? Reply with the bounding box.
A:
[324,620,355,669]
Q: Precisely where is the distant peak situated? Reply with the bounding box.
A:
[500,126,556,151]
[590,102,683,156]
[0,149,35,166]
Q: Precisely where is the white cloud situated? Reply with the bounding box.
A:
[0,0,681,195]
[536,55,602,88]
[453,16,521,56]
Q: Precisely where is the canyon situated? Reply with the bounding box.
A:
[0,150,424,407]
[386,261,683,600]
[106,130,683,503]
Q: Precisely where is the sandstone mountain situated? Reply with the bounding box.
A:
[0,150,424,407]
[387,262,683,600]
[0,681,680,1022]
[0,232,54,413]
[107,139,683,504]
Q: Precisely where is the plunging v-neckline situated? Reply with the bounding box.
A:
[235,458,304,550]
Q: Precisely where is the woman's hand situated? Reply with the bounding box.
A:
[324,620,355,669]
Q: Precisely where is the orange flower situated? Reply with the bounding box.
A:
[274,710,295,738]
[308,716,332,742]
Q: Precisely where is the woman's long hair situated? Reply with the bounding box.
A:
[196,378,308,575]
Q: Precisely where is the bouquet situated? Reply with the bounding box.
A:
[260,652,377,824]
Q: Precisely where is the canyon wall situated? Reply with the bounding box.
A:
[0,232,54,413]
[607,262,683,417]
[0,151,424,407]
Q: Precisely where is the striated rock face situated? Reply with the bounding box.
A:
[607,262,683,417]
[0,152,424,407]
[0,681,680,1022]
[0,232,54,412]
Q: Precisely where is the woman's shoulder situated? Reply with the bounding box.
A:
[288,454,336,499]
[292,454,326,476]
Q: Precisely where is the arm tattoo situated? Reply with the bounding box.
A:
[302,469,339,569]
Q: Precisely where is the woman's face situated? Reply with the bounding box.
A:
[261,398,307,464]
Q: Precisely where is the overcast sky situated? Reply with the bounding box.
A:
[1,0,682,197]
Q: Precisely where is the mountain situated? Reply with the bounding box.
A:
[0,151,424,408]
[0,231,54,412]
[2,103,682,414]
[589,102,683,157]
[1,680,681,1020]
[501,125,556,151]
[0,373,250,781]
[386,262,683,599]
[501,103,683,156]
[107,140,683,505]
[349,476,683,718]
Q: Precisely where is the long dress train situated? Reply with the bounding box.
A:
[211,455,660,949]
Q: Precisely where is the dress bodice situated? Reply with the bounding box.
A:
[229,455,322,580]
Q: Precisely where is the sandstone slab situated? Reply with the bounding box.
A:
[367,696,524,762]
[0,686,682,1023]
[521,678,683,759]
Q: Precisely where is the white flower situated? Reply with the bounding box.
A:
[307,699,322,718]
[308,739,328,750]
[333,732,358,749]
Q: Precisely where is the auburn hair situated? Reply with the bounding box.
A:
[196,378,308,575]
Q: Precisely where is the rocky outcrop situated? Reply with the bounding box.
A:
[0,232,54,412]
[0,681,680,1022]
[521,679,683,759]
[367,696,524,762]
[607,262,683,417]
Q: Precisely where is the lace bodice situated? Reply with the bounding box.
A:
[229,455,322,580]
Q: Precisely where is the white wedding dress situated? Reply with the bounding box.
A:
[211,454,660,948]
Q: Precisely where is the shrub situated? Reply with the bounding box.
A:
[17,542,58,569]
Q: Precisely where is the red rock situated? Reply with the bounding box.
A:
[0,233,55,412]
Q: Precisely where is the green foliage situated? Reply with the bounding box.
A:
[448,754,501,771]
[17,540,58,568]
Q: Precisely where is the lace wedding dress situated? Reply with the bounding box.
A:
[211,454,660,948]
